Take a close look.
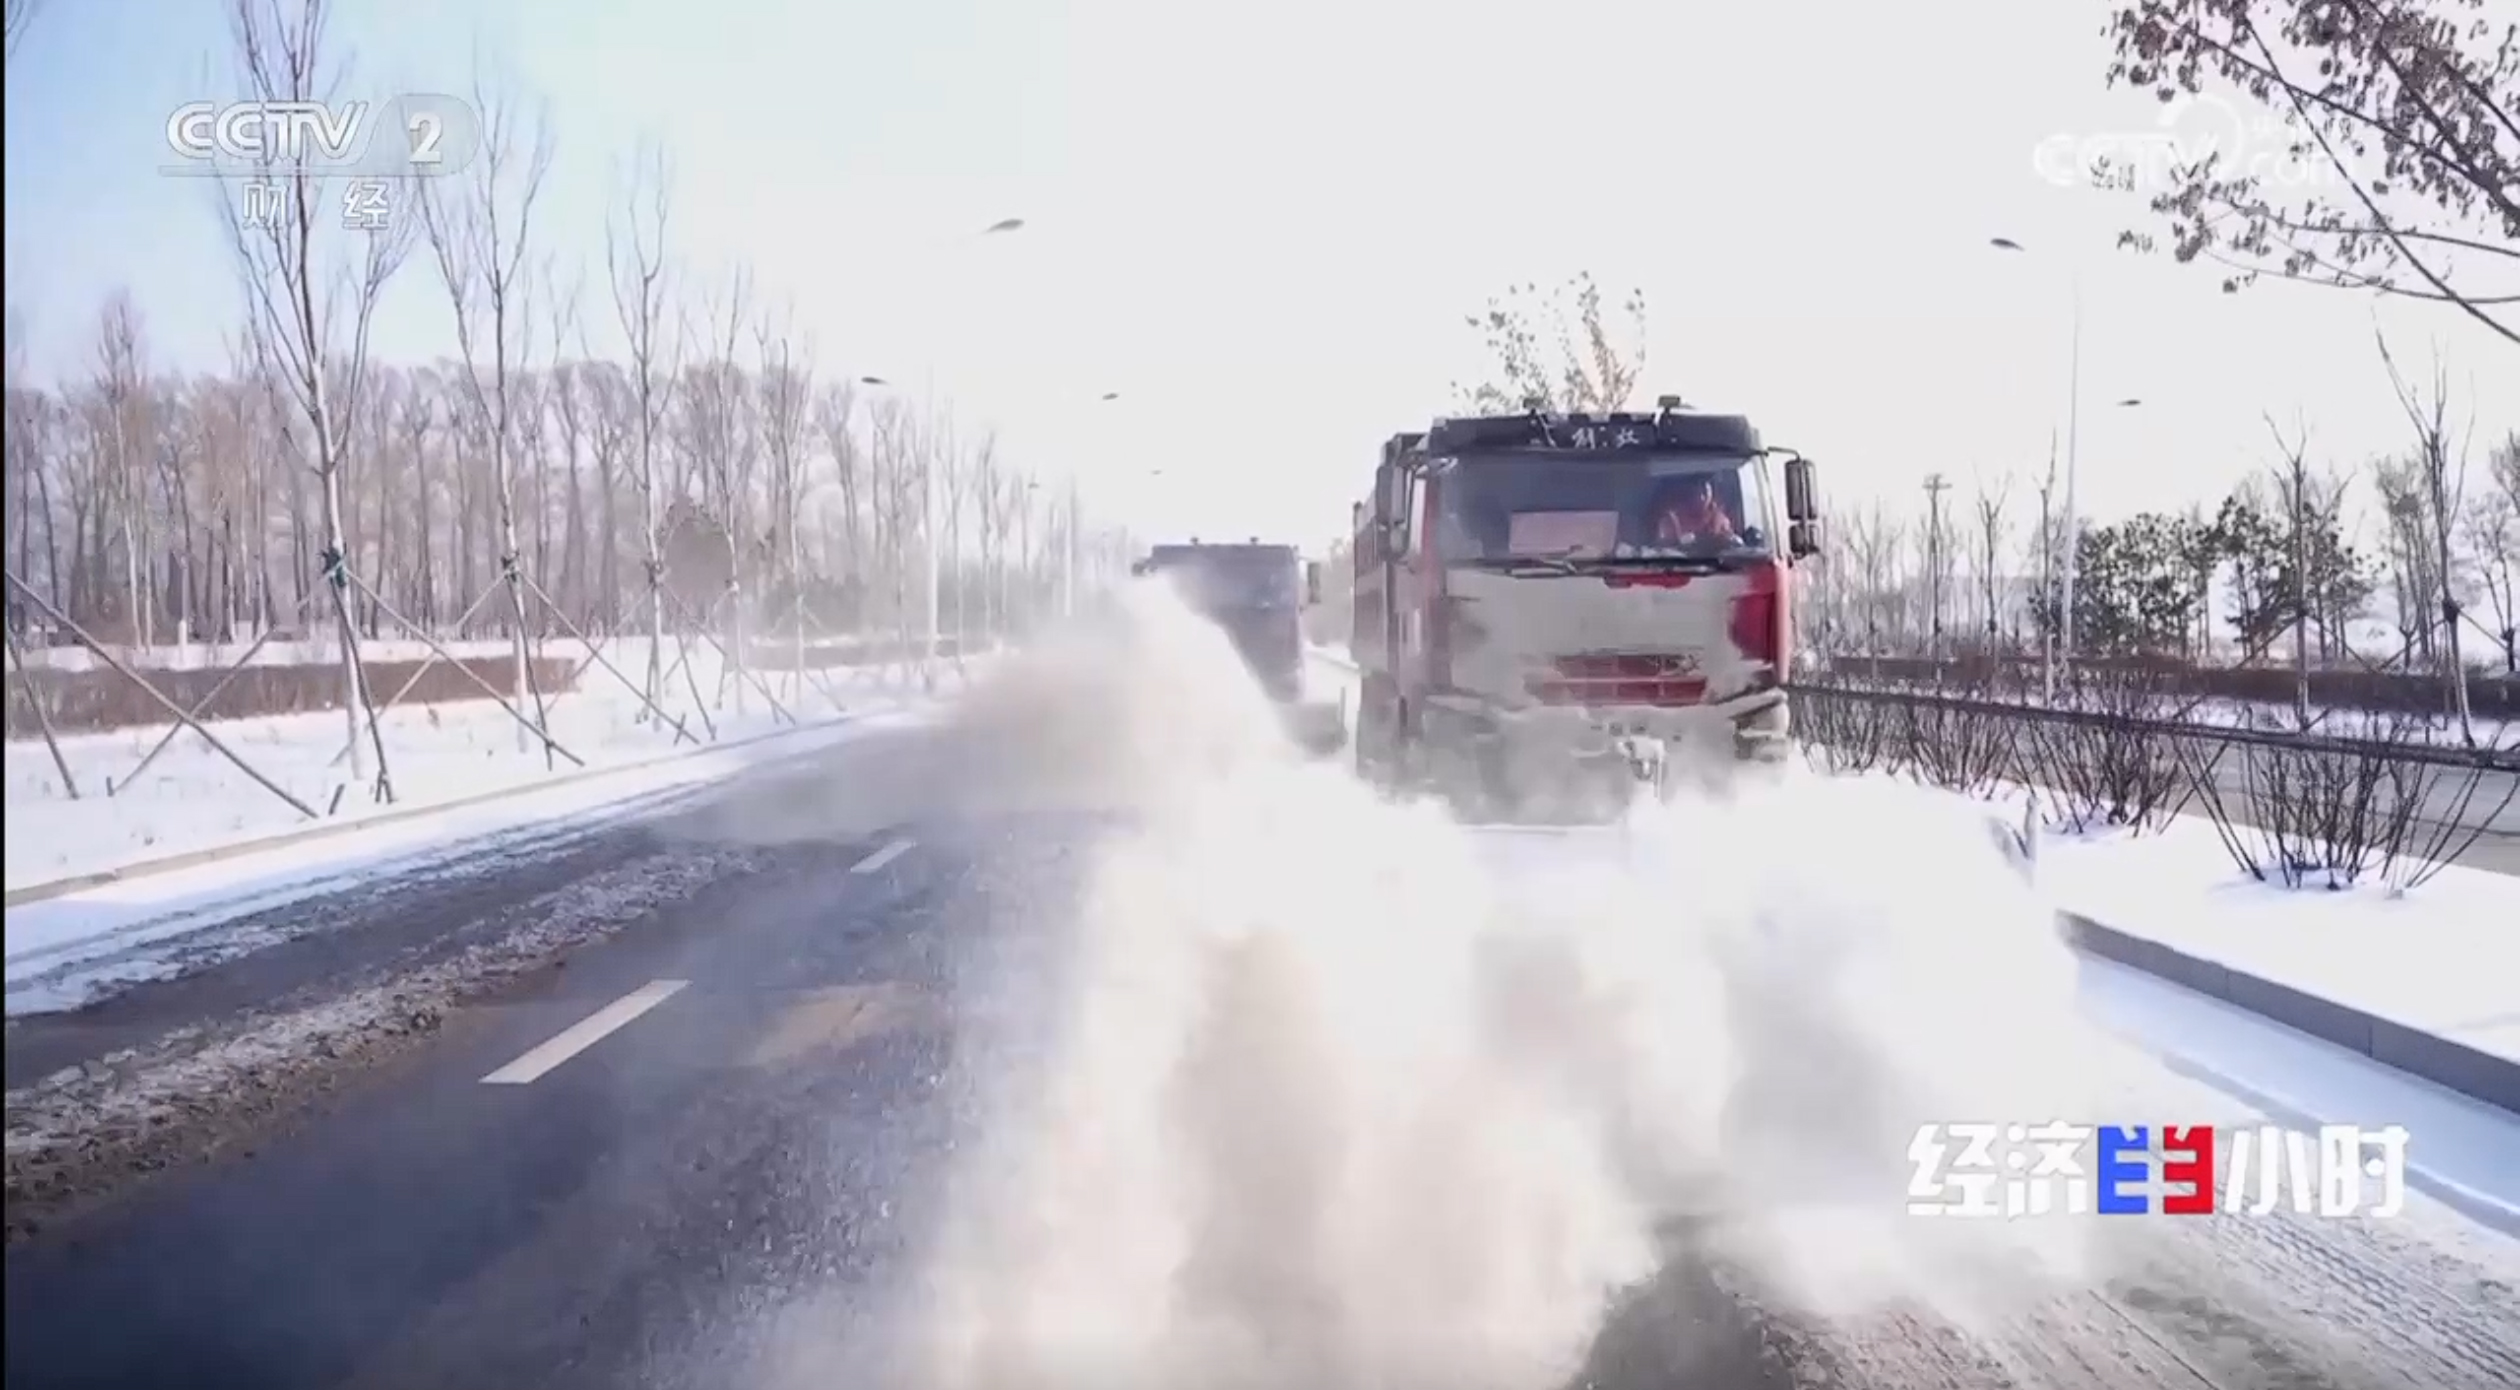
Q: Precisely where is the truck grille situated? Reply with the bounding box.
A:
[1527,654,1709,707]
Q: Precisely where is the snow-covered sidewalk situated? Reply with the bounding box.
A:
[2036,821,2519,1072]
[1792,762,2519,1108]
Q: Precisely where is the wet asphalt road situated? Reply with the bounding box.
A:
[7,718,2520,1390]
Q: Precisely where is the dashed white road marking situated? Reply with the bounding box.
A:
[480,978,688,1085]
[850,836,916,875]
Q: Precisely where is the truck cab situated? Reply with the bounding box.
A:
[1348,397,1821,816]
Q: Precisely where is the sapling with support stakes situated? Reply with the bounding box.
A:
[122,586,320,788]
[414,62,562,768]
[5,614,80,800]
[214,0,413,805]
[6,569,317,820]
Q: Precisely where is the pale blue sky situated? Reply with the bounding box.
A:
[7,0,2514,549]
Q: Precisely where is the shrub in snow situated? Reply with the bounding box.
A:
[2177,708,2512,891]
[2012,661,2184,833]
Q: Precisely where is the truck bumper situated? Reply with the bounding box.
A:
[1586,687,1791,765]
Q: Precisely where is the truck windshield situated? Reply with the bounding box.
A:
[1145,550,1298,610]
[1433,452,1770,563]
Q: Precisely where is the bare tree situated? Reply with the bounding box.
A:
[813,379,861,615]
[1841,502,1904,663]
[1009,470,1042,632]
[2495,426,2520,516]
[415,66,557,756]
[605,144,677,709]
[2099,0,2519,344]
[2265,415,2319,724]
[90,294,152,648]
[4,310,65,613]
[544,279,589,612]
[938,418,974,646]
[217,0,417,798]
[2462,477,2517,672]
[4,0,39,63]
[1972,474,2013,643]
[2375,334,2474,738]
[869,395,921,676]
[2479,428,2520,670]
[683,262,754,708]
[1452,272,1651,414]
[973,431,1009,638]
[755,301,813,689]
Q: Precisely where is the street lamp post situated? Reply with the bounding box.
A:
[1992,236,2085,691]
[1059,391,1123,619]
[857,217,1028,688]
[1992,237,2151,700]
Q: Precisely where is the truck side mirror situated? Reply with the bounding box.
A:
[1304,561,1323,606]
[1789,518,1823,559]
[1783,456,1818,523]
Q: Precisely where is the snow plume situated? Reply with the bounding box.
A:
[857,580,2116,1389]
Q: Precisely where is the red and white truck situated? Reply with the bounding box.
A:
[1346,396,1821,819]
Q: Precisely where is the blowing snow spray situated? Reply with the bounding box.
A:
[774,582,2161,1390]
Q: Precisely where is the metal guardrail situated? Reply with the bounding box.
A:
[1785,682,2520,775]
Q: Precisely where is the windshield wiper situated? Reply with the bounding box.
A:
[1501,556,1582,576]
[1609,541,1772,571]
[1459,547,1584,576]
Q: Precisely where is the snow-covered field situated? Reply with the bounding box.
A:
[5,638,956,893]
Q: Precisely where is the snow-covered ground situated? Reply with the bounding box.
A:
[5,638,957,893]
[1741,760,2518,1073]
[1302,646,2516,1082]
[2038,819,2519,1067]
[2170,695,2516,751]
[2,711,934,1014]
[10,629,904,673]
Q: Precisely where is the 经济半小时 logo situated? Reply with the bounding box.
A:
[1907,1121,2408,1219]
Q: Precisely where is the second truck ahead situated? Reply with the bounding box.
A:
[1346,396,1821,820]
[1131,539,1349,756]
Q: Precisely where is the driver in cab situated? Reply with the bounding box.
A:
[1645,475,1738,547]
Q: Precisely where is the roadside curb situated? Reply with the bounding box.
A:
[2061,910,2520,1118]
[4,711,879,910]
